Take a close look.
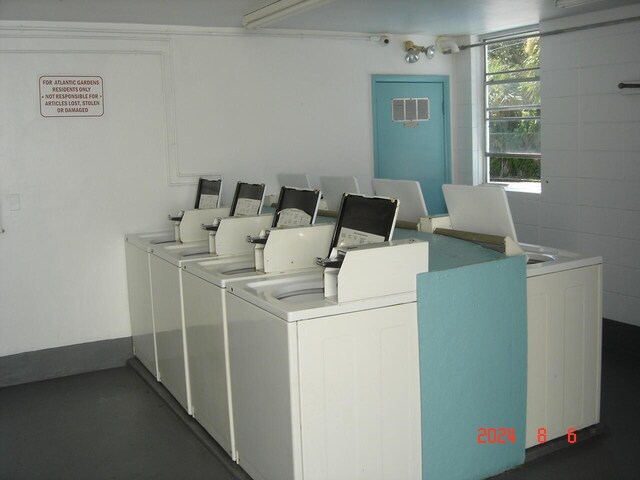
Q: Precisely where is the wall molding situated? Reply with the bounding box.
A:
[0,337,133,388]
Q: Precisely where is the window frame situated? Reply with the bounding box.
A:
[481,26,541,192]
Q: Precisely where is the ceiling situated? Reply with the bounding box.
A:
[1,0,639,36]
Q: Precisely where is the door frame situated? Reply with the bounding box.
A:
[371,74,452,186]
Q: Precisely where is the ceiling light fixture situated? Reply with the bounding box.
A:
[243,0,337,29]
[404,41,436,63]
[555,0,603,8]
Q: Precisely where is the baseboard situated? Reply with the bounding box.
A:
[0,337,133,388]
[603,318,640,359]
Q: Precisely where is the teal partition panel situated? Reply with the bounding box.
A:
[418,255,527,480]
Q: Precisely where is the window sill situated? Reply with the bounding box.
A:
[488,181,541,194]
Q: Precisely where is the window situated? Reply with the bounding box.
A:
[484,32,540,185]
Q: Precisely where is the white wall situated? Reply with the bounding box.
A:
[0,22,456,356]
[513,5,640,326]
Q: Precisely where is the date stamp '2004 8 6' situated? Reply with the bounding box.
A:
[477,427,578,444]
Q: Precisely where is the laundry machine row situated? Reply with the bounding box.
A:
[145,185,324,413]
[125,185,332,446]
[124,176,231,380]
[179,221,334,458]
[126,189,433,480]
[176,192,406,463]
[146,183,269,412]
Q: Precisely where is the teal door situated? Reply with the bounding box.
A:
[372,75,451,214]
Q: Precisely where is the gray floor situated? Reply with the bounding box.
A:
[0,363,248,480]
[490,348,640,480]
[1,348,638,480]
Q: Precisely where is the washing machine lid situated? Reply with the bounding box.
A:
[443,184,518,243]
[277,173,311,189]
[151,240,210,266]
[319,175,360,212]
[372,178,429,222]
[183,247,327,287]
[227,271,416,322]
[272,186,321,228]
[521,243,602,277]
[126,230,175,251]
[327,193,399,257]
[182,253,267,287]
[229,181,266,217]
[194,177,222,209]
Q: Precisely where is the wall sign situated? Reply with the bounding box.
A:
[40,76,104,117]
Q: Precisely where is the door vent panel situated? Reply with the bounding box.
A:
[392,98,430,123]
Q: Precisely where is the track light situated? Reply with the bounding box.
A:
[243,0,337,29]
[404,41,435,63]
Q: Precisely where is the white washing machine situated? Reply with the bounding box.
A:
[125,212,227,382]
[150,186,323,415]
[441,184,603,448]
[225,238,428,480]
[125,207,231,380]
[150,213,272,414]
[125,230,175,379]
[179,186,328,457]
[520,243,603,448]
[124,178,225,379]
[181,222,334,460]
[147,184,265,412]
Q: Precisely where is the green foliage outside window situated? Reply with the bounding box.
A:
[489,156,541,181]
[486,35,541,182]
